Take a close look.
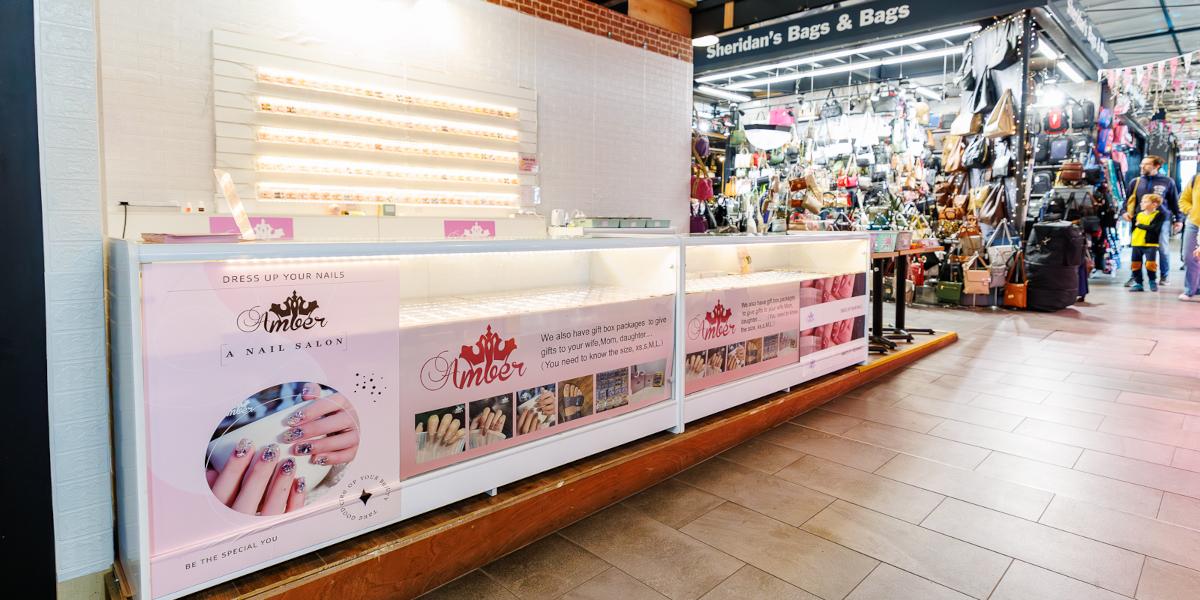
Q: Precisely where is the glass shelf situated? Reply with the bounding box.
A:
[684,270,832,294]
[397,285,668,327]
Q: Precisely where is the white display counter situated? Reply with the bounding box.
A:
[108,232,868,599]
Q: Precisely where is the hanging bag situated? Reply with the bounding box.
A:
[979,184,1009,226]
[963,255,991,295]
[820,90,843,119]
[983,90,1017,138]
[1003,250,1028,308]
[962,135,992,169]
[950,110,983,136]
[936,260,964,303]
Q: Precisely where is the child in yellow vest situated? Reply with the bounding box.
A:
[1131,194,1167,292]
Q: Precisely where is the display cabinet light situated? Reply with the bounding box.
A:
[257,182,520,208]
[256,156,520,185]
[257,67,520,119]
[257,97,520,142]
[255,127,519,163]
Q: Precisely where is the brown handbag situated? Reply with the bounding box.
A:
[984,90,1017,138]
[950,110,983,136]
[969,185,992,212]
[979,185,1008,226]
[1059,161,1084,183]
[944,136,966,173]
[1004,251,1027,309]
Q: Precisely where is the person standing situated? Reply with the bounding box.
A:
[1124,156,1183,285]
[1179,172,1200,301]
[1130,194,1167,292]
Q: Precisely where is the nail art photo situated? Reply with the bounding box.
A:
[295,477,306,493]
[234,438,252,458]
[294,442,313,455]
[261,444,279,462]
[285,410,304,427]
[280,458,295,475]
[283,427,304,442]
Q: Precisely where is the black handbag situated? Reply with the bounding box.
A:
[1069,99,1095,129]
[871,83,900,113]
[1034,134,1051,163]
[963,136,991,169]
[820,90,843,120]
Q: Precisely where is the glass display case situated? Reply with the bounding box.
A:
[682,233,871,423]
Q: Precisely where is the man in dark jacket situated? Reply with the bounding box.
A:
[1124,156,1182,285]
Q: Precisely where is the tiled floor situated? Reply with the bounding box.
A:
[419,270,1200,600]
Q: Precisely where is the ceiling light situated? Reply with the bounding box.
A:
[915,86,941,101]
[1058,62,1086,83]
[743,124,792,151]
[694,85,751,103]
[910,43,927,51]
[1037,43,1060,60]
[692,35,720,47]
[695,24,980,83]
[725,46,965,90]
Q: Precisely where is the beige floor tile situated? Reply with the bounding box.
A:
[1050,395,1187,428]
[675,458,834,526]
[970,394,1105,429]
[1131,371,1200,390]
[758,423,898,472]
[1066,373,1191,400]
[717,437,806,474]
[560,568,669,600]
[560,504,743,600]
[921,498,1142,596]
[975,452,1162,518]
[697,565,819,600]
[843,382,911,404]
[928,374,1044,402]
[1041,495,1200,572]
[1185,416,1200,432]
[682,502,877,600]
[840,421,991,470]
[420,570,518,600]
[1136,558,1200,600]
[775,455,944,524]
[1100,418,1200,451]
[929,420,1082,467]
[802,501,1011,599]
[1075,450,1200,499]
[790,409,864,435]
[823,396,945,433]
[989,561,1130,600]
[1014,418,1175,465]
[1155,493,1200,531]
[876,454,1052,520]
[977,373,1102,401]
[481,534,609,600]
[1118,392,1200,417]
[895,396,1025,431]
[845,564,971,600]
[622,478,726,529]
[1171,448,1200,473]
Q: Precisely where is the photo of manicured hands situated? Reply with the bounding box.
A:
[206,382,360,516]
[469,394,514,449]
[516,385,557,435]
[415,405,468,463]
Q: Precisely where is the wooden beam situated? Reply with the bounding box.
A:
[629,0,692,36]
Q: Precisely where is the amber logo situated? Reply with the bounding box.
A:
[688,300,736,341]
[237,291,327,333]
[420,325,527,391]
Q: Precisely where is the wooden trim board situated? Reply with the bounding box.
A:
[151,331,957,600]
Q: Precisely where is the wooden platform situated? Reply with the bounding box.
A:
[120,331,956,600]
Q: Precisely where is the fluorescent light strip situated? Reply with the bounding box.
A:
[256,127,518,163]
[726,46,964,90]
[695,24,980,83]
[257,183,520,208]
[257,68,519,120]
[256,156,519,185]
[695,85,752,102]
[257,97,520,142]
[915,86,941,101]
[1037,42,1060,60]
[1058,61,1086,83]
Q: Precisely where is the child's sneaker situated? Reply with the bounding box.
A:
[1178,293,1200,302]
[1149,281,1159,292]
[1130,284,1145,292]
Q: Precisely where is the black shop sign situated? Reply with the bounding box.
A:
[695,0,1042,73]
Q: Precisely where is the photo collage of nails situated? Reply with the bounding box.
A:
[403,298,676,477]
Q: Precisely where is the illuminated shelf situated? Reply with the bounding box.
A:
[257,67,520,120]
[256,127,519,163]
[398,286,666,327]
[256,156,519,185]
[256,182,519,207]
[258,96,520,142]
[685,270,830,293]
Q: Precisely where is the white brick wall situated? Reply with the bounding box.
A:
[35,0,692,582]
[35,0,113,582]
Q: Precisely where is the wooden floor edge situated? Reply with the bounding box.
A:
[156,332,957,600]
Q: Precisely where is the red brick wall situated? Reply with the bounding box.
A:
[488,0,693,62]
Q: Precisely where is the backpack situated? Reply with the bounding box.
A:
[1097,107,1114,129]
[1031,171,1054,194]
[1049,137,1071,163]
[1044,107,1068,134]
[1069,99,1095,130]
[1034,134,1051,163]
[1096,128,1112,155]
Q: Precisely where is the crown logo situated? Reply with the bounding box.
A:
[459,325,518,367]
[704,301,733,325]
[269,291,321,319]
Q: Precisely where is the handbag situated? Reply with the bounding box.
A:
[979,185,1008,227]
[959,231,984,258]
[690,201,709,233]
[969,185,992,213]
[963,255,990,295]
[1003,251,1027,308]
[944,136,966,173]
[872,84,900,113]
[950,110,983,136]
[992,140,1012,178]
[962,135,991,169]
[691,172,714,201]
[820,90,843,119]
[936,265,964,303]
[984,90,1016,138]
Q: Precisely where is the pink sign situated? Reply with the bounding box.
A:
[443,220,496,239]
[140,260,401,598]
[799,273,868,358]
[398,297,675,478]
[683,282,801,395]
[209,216,294,240]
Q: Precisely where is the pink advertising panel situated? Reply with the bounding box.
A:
[798,273,868,358]
[683,282,801,395]
[398,297,675,478]
[140,260,402,598]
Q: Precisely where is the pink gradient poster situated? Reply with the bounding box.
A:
[683,282,801,395]
[140,260,401,598]
[798,273,868,358]
[398,297,675,478]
